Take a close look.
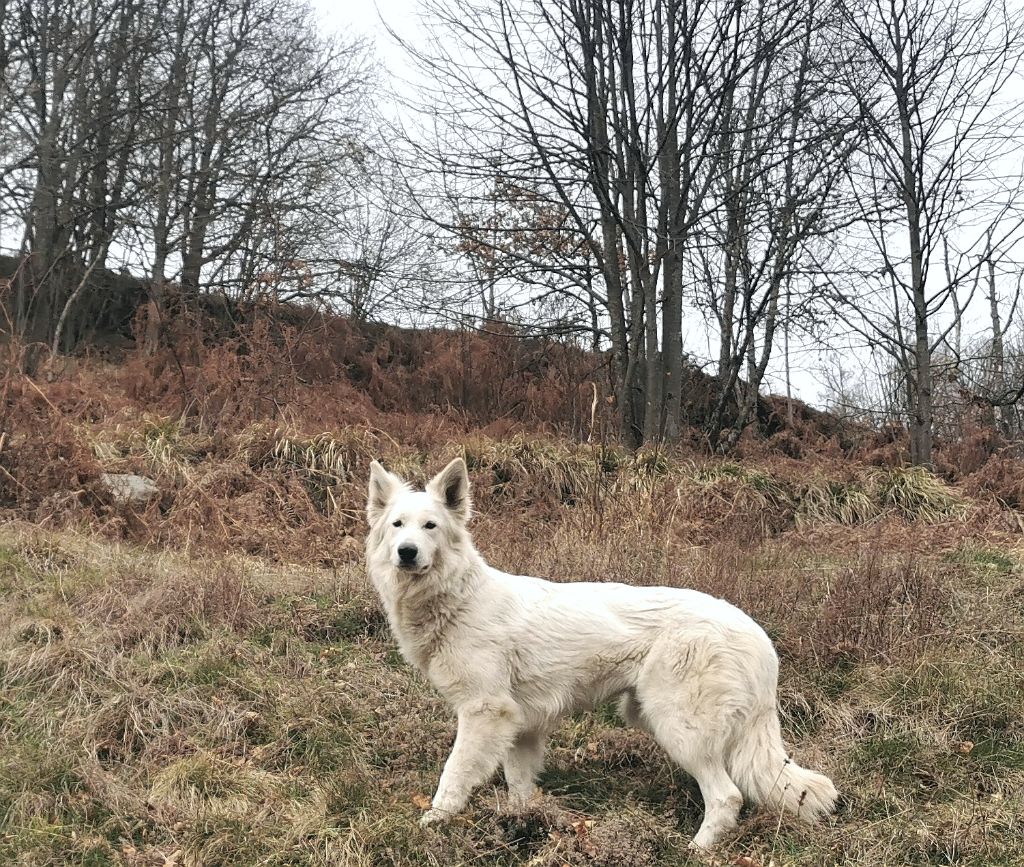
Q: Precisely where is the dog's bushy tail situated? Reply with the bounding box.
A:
[727,706,837,822]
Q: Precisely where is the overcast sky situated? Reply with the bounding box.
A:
[315,0,416,66]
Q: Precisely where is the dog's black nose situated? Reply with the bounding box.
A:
[398,544,418,564]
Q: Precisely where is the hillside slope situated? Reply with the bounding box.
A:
[2,321,1023,865]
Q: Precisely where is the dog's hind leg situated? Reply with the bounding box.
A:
[637,638,746,850]
[618,689,649,731]
[422,697,523,826]
[503,728,547,806]
[648,716,743,850]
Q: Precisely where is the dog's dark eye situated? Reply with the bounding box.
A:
[392,520,402,527]
[424,521,437,530]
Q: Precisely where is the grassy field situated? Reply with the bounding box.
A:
[1,426,1023,866]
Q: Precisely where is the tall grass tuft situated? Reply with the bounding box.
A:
[462,435,601,505]
[266,428,378,515]
[870,466,969,522]
[689,461,795,510]
[795,478,880,526]
[90,415,210,483]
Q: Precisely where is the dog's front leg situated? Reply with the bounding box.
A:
[421,698,522,826]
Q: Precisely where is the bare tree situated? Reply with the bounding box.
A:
[0,0,371,359]
[316,158,448,323]
[1,0,153,355]
[394,0,837,446]
[947,236,1024,437]
[701,0,862,447]
[829,0,1024,466]
[158,0,364,297]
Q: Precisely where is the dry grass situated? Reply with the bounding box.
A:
[9,415,992,561]
[4,307,1024,865]
[2,357,1023,865]
[1,462,1022,867]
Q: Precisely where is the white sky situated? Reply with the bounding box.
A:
[316,0,418,66]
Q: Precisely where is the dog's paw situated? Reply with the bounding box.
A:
[419,808,453,827]
[686,835,716,855]
[507,785,540,809]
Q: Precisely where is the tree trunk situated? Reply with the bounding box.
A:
[897,49,933,468]
[987,255,1012,436]
[658,3,682,443]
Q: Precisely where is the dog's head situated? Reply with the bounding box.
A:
[366,458,472,576]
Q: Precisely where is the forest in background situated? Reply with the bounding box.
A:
[3,0,1024,466]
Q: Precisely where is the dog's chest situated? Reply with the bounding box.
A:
[386,593,468,674]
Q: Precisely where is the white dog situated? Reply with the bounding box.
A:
[365,458,837,850]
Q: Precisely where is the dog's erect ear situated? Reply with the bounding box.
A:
[368,460,403,524]
[426,457,471,523]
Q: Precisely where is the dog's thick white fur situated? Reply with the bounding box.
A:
[365,458,837,849]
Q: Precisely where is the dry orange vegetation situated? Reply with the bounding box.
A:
[1,318,1022,865]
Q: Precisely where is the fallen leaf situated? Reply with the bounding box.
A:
[412,793,433,810]
[957,740,974,754]
[572,818,598,857]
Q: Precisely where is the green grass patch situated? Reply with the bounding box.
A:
[0,543,30,590]
[870,467,969,522]
[944,544,1017,575]
[853,731,927,781]
[795,478,880,525]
